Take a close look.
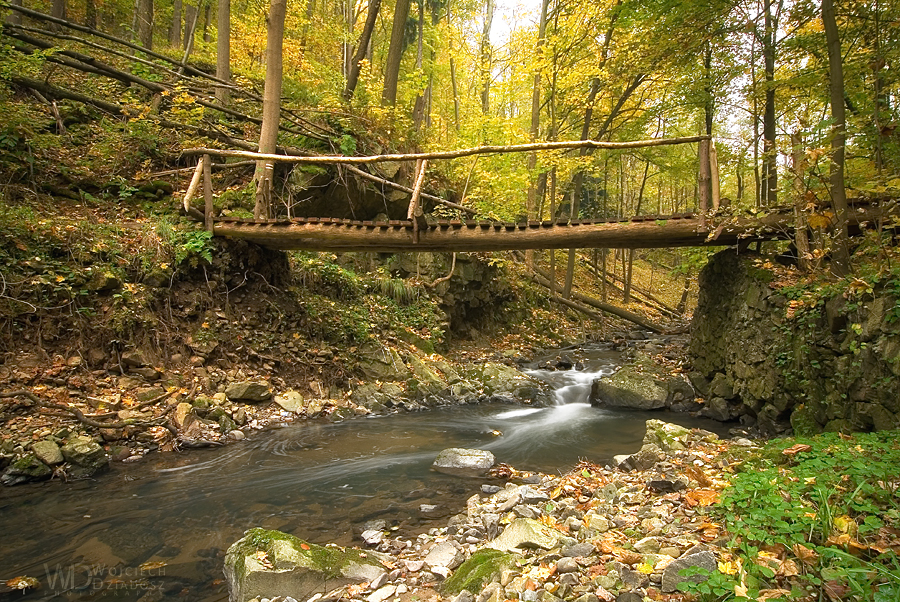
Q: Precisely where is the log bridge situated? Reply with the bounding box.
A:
[181,139,888,253]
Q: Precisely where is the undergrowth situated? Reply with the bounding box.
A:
[682,431,900,601]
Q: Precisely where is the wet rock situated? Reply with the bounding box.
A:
[60,436,109,478]
[556,557,579,573]
[487,518,561,552]
[226,382,272,403]
[590,364,668,410]
[562,543,595,558]
[443,549,519,594]
[433,448,495,477]
[130,367,162,380]
[1,454,52,485]
[173,402,196,430]
[356,343,410,382]
[661,551,716,593]
[224,528,386,602]
[275,391,305,413]
[642,420,693,452]
[228,430,246,441]
[121,349,148,367]
[424,541,465,570]
[700,397,737,422]
[32,440,64,465]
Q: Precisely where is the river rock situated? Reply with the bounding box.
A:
[642,420,693,452]
[424,541,465,570]
[224,528,386,602]
[487,518,561,552]
[356,342,410,382]
[173,402,196,429]
[60,436,109,478]
[275,390,305,413]
[226,382,272,403]
[1,454,52,486]
[661,551,716,593]
[32,440,64,465]
[590,366,668,410]
[433,448,495,476]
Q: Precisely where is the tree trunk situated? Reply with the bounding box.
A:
[412,0,426,130]
[183,4,196,50]
[136,0,153,49]
[6,0,23,25]
[202,2,210,41]
[51,0,67,27]
[300,0,315,52]
[342,0,382,100]
[822,0,850,275]
[524,0,549,266]
[254,0,287,219]
[761,0,779,206]
[170,0,182,46]
[85,0,97,29]
[479,0,494,114]
[790,132,811,272]
[382,0,411,105]
[215,0,230,105]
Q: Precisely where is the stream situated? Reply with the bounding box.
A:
[0,347,726,602]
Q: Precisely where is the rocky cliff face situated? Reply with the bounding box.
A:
[689,250,900,435]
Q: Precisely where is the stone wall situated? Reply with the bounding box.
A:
[689,250,900,435]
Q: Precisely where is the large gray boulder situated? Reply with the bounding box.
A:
[356,342,410,382]
[226,382,272,403]
[432,448,495,476]
[590,361,668,410]
[661,551,716,593]
[224,528,386,602]
[32,440,64,465]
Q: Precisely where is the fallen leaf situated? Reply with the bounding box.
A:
[300,543,310,550]
[758,588,792,601]
[792,543,819,566]
[782,444,812,457]
[138,561,167,571]
[684,489,720,507]
[5,576,39,590]
[824,580,850,601]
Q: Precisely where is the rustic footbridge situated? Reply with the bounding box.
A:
[181,137,884,253]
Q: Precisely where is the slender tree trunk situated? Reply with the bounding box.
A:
[254,0,287,219]
[215,0,230,105]
[170,0,182,46]
[447,0,459,130]
[479,0,494,114]
[85,0,98,29]
[183,4,196,50]
[822,0,850,275]
[51,0,67,29]
[549,167,557,295]
[300,0,315,52]
[524,0,550,266]
[342,0,382,100]
[790,132,811,272]
[6,0,23,25]
[750,42,761,207]
[624,159,651,302]
[412,0,426,131]
[382,0,411,105]
[136,0,153,49]
[202,2,210,41]
[761,0,779,206]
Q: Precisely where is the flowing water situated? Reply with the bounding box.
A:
[0,347,726,601]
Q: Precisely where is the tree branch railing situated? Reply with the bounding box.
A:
[182,135,715,232]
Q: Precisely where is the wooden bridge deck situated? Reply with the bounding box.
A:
[211,209,850,253]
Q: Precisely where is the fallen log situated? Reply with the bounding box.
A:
[524,261,665,333]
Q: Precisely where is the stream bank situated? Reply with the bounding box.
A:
[689,249,900,436]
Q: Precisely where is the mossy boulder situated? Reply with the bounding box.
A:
[442,549,520,595]
[590,364,668,411]
[60,435,109,479]
[0,454,52,486]
[224,528,386,602]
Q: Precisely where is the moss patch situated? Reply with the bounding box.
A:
[442,549,519,595]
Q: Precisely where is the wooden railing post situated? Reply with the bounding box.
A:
[202,153,214,232]
[182,156,204,213]
[408,158,428,243]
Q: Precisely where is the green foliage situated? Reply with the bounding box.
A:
[154,218,214,266]
[292,252,363,300]
[683,432,900,601]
